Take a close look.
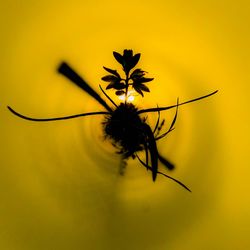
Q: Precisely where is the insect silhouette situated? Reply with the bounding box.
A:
[8,49,218,192]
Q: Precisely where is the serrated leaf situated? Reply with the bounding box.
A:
[133,86,144,96]
[106,82,115,89]
[130,68,145,78]
[103,66,120,78]
[139,84,150,92]
[139,77,154,83]
[101,75,118,82]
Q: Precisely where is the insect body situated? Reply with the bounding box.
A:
[8,50,218,192]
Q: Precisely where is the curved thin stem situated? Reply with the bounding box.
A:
[99,85,117,108]
[136,154,191,192]
[137,90,218,115]
[7,106,109,122]
[153,106,160,134]
[155,128,175,141]
[155,98,179,140]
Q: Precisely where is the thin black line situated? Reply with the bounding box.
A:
[7,106,109,122]
[136,154,191,192]
[137,90,218,114]
[99,84,117,108]
[153,106,160,134]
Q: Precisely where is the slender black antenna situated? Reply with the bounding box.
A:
[7,106,109,122]
[58,62,112,112]
[137,90,218,114]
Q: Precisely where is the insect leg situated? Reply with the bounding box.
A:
[7,106,109,122]
[137,90,218,115]
[58,62,113,112]
[136,154,191,192]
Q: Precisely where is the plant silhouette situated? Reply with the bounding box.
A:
[8,49,218,191]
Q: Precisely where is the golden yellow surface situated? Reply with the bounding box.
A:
[0,1,249,249]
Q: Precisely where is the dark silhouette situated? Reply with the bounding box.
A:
[8,49,218,192]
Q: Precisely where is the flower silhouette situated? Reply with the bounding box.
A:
[102,49,154,98]
[113,49,140,74]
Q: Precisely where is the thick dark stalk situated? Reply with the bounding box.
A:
[58,62,112,112]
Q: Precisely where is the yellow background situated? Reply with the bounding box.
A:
[0,0,249,249]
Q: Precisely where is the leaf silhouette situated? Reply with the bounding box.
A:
[103,67,121,78]
[129,53,140,69]
[115,90,125,96]
[113,51,123,64]
[101,75,119,82]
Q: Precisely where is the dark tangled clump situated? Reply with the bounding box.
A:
[103,103,145,158]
